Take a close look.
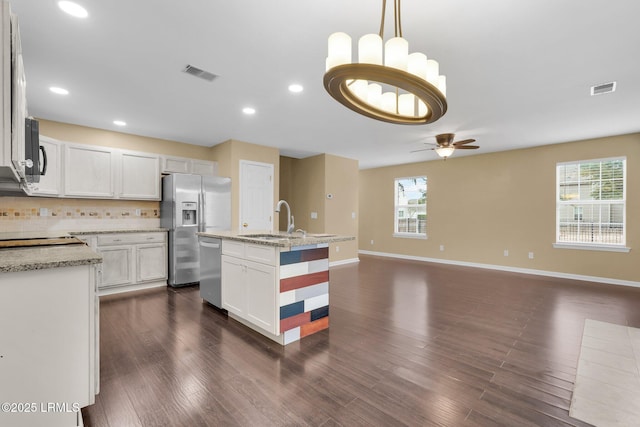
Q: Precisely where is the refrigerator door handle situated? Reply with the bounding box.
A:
[198,192,203,232]
[199,242,220,249]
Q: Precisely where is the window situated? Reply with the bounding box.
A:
[556,157,626,249]
[394,176,427,238]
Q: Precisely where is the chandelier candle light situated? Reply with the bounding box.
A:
[324,0,447,125]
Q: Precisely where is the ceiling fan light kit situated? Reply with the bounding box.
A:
[411,133,480,160]
[323,0,447,125]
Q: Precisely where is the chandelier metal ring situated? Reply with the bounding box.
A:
[323,63,447,125]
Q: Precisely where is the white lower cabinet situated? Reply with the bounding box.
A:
[0,264,98,427]
[221,242,277,335]
[85,231,167,294]
[137,243,167,282]
[98,246,134,288]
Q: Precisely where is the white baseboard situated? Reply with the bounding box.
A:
[330,257,360,267]
[358,250,640,288]
[98,280,167,297]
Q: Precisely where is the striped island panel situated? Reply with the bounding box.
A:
[279,244,330,344]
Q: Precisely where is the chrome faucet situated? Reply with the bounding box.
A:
[275,200,295,234]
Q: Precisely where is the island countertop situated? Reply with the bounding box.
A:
[0,244,102,273]
[197,230,355,247]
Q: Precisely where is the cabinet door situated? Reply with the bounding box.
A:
[192,159,217,176]
[119,150,160,200]
[161,156,191,174]
[137,243,167,282]
[246,260,277,334]
[31,136,61,196]
[65,144,114,198]
[10,33,26,179]
[97,246,134,288]
[221,255,246,316]
[0,265,95,427]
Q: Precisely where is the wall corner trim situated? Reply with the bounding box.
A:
[358,250,640,289]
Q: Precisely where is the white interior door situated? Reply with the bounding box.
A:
[239,160,274,231]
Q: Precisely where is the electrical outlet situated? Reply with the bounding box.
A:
[528,252,534,259]
[39,207,48,217]
[135,208,141,216]
[336,245,340,252]
[352,212,356,219]
[311,212,318,219]
[439,245,444,252]
[504,249,509,257]
[370,240,374,245]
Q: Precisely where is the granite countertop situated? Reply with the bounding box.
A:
[0,244,102,273]
[70,228,168,235]
[197,230,355,248]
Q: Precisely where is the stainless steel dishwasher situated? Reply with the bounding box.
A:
[198,237,222,308]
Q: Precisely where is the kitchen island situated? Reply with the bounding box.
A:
[197,231,355,345]
[0,234,101,427]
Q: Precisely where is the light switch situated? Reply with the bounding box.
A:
[311,212,318,219]
[351,212,356,219]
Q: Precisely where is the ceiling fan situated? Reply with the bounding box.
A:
[411,133,479,160]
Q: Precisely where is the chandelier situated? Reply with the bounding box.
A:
[323,0,447,125]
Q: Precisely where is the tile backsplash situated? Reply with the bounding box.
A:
[0,197,160,233]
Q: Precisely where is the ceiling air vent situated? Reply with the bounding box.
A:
[182,65,217,82]
[590,81,616,96]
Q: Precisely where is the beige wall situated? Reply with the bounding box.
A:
[39,119,213,160]
[212,139,280,232]
[280,154,359,263]
[359,133,640,282]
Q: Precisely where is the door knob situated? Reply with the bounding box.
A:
[243,223,248,228]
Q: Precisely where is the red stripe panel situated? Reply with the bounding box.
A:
[301,247,329,262]
[280,311,310,332]
[300,316,329,338]
[280,270,329,293]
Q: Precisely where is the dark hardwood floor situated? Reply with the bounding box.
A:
[83,255,640,426]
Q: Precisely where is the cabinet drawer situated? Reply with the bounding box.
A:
[97,232,166,246]
[245,244,276,265]
[222,240,245,257]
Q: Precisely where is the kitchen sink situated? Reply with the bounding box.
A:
[242,234,297,240]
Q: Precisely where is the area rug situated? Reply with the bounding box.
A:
[570,319,640,426]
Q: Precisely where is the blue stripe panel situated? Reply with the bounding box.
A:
[280,251,302,266]
[310,306,329,321]
[280,301,304,319]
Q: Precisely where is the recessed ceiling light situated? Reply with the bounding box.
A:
[242,107,256,115]
[58,1,88,18]
[49,86,69,95]
[113,120,126,126]
[288,84,304,93]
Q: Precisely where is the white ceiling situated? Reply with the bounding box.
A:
[9,0,640,169]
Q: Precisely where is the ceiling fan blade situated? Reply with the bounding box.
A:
[452,139,476,146]
[456,145,480,149]
[410,148,436,153]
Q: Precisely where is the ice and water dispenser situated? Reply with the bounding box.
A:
[181,202,197,226]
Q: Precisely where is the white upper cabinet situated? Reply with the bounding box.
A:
[1,2,27,181]
[64,143,114,198]
[30,136,61,196]
[118,150,160,200]
[161,154,218,176]
[161,156,190,174]
[192,159,218,176]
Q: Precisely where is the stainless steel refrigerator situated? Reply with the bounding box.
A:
[160,173,231,287]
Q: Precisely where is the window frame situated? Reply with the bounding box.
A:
[554,156,629,252]
[393,175,427,239]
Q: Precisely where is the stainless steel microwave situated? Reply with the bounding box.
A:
[24,117,44,183]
